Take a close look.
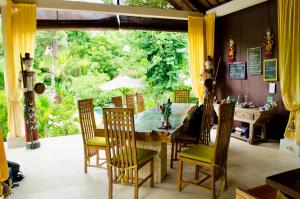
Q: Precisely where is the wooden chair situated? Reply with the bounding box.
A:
[112,96,123,107]
[170,93,214,168]
[174,90,190,103]
[136,92,145,113]
[177,102,235,199]
[77,99,106,173]
[103,108,157,199]
[126,94,135,113]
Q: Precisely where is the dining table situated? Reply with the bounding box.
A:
[95,103,196,182]
[266,168,300,198]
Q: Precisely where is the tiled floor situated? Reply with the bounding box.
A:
[5,133,300,199]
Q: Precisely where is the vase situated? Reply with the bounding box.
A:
[162,115,171,129]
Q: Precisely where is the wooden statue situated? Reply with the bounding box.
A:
[263,28,274,59]
[205,56,214,79]
[228,38,236,62]
[19,53,41,149]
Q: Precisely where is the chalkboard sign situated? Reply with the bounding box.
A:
[247,47,262,75]
[228,62,246,79]
[263,59,277,81]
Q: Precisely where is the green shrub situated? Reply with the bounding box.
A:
[36,95,52,138]
[68,74,121,108]
[0,90,8,141]
[48,92,79,136]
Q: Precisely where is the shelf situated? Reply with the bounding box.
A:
[231,132,248,142]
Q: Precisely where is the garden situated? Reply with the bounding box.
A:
[0,29,195,141]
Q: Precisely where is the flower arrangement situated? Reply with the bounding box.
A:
[159,98,172,129]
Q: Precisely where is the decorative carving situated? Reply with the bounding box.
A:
[228,37,236,62]
[205,56,214,79]
[263,28,274,59]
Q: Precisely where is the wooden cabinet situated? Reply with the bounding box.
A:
[214,104,276,144]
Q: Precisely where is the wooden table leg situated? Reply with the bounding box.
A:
[261,124,267,140]
[137,141,167,183]
[248,124,254,144]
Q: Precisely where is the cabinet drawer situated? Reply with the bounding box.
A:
[235,111,255,121]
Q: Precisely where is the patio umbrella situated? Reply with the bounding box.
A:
[184,77,192,86]
[99,75,143,91]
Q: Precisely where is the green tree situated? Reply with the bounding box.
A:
[48,91,79,136]
[34,31,68,96]
[132,31,188,94]
[0,62,4,90]
[0,90,8,141]
[123,0,172,9]
[35,95,52,138]
[69,74,121,107]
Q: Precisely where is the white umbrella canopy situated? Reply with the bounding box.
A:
[99,75,143,91]
[184,77,192,86]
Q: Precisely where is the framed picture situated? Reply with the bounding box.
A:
[247,47,262,75]
[228,62,246,80]
[263,59,277,81]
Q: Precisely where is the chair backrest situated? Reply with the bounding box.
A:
[112,96,123,107]
[77,99,96,145]
[126,94,135,113]
[174,90,190,103]
[136,92,145,113]
[198,93,214,145]
[103,108,137,184]
[213,103,235,167]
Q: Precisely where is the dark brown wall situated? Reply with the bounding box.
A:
[214,0,289,140]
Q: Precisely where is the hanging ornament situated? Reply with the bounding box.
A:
[228,37,236,62]
[263,28,274,59]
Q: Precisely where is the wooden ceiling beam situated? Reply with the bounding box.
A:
[167,0,199,11]
[206,0,267,17]
[34,0,202,20]
[205,0,214,7]
[188,0,206,14]
[166,0,184,10]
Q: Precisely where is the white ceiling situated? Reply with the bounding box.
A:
[206,0,269,17]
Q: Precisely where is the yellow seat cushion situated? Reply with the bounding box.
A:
[86,137,106,147]
[137,148,157,165]
[180,144,214,163]
[112,148,157,166]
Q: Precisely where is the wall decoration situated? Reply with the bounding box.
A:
[205,56,214,79]
[228,62,246,79]
[263,28,274,59]
[247,47,262,75]
[269,83,276,94]
[267,95,274,104]
[263,59,277,81]
[228,37,236,62]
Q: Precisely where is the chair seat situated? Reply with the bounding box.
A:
[137,148,157,165]
[174,134,198,142]
[86,137,106,147]
[112,148,157,166]
[180,144,214,163]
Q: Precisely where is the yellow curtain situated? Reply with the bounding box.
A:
[188,14,215,101]
[205,13,216,58]
[3,0,36,138]
[278,0,300,143]
[0,129,9,183]
[188,16,205,101]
